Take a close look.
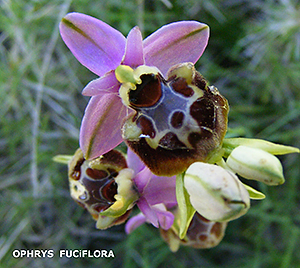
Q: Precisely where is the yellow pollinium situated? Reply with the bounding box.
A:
[115,65,139,84]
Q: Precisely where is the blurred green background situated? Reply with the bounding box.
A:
[1,0,300,267]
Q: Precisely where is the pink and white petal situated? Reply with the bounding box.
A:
[133,166,153,193]
[60,12,126,77]
[122,26,144,67]
[82,70,120,96]
[153,204,175,230]
[143,21,209,76]
[125,213,147,234]
[127,147,146,175]
[79,94,128,159]
[137,196,159,228]
[144,175,177,206]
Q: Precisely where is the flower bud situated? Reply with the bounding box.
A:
[184,162,250,222]
[226,145,285,186]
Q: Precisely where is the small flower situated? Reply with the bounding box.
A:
[183,162,250,222]
[67,146,177,230]
[59,13,209,160]
[68,148,138,229]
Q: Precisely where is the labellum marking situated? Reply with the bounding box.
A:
[170,111,185,129]
[120,63,229,176]
[129,74,162,108]
[68,149,128,214]
[160,213,227,250]
[183,213,227,248]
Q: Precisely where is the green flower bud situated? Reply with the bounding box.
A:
[184,162,250,222]
[226,145,285,186]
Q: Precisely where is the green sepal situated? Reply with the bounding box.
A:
[242,183,265,200]
[223,138,299,157]
[176,172,196,239]
[52,154,73,164]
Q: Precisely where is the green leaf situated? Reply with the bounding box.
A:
[176,172,196,239]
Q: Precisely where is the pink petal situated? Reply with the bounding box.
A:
[133,166,152,193]
[125,213,147,234]
[137,199,174,229]
[153,205,174,230]
[122,26,144,67]
[131,161,177,206]
[59,12,126,77]
[143,21,209,75]
[127,147,146,175]
[137,196,159,228]
[144,175,177,206]
[79,94,129,159]
[82,70,120,96]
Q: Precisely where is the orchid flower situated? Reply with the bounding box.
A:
[67,148,138,229]
[67,146,177,230]
[116,62,229,176]
[57,12,300,252]
[59,12,209,161]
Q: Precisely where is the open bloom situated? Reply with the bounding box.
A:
[67,146,177,230]
[68,148,138,229]
[59,12,209,160]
